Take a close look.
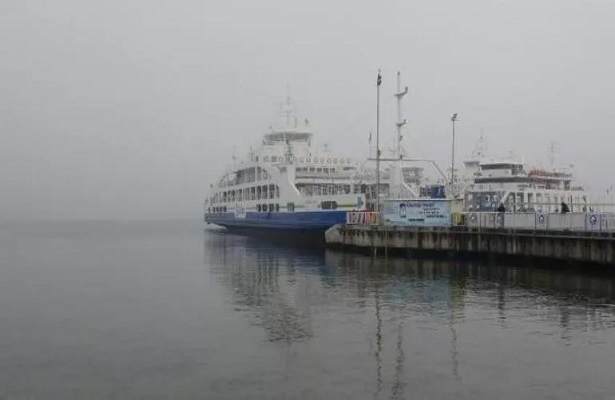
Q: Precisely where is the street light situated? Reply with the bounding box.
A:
[375,70,382,213]
[450,113,458,198]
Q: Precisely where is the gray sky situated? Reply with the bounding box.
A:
[1,0,614,220]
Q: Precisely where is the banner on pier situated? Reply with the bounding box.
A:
[382,199,452,227]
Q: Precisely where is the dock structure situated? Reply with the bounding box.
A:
[326,211,615,266]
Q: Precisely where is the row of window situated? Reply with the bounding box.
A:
[296,183,353,196]
[211,184,280,204]
[208,201,339,215]
[297,157,352,164]
[253,201,337,212]
[207,204,281,213]
[255,156,353,164]
[296,167,337,174]
[220,167,270,187]
[256,204,280,212]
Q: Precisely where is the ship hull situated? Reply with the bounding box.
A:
[204,211,347,244]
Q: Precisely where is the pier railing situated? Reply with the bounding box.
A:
[344,211,615,232]
[463,212,615,232]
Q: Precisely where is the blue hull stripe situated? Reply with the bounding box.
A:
[204,211,347,231]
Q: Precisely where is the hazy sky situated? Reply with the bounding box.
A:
[1,0,614,220]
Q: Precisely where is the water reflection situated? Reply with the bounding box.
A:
[325,251,615,333]
[204,231,320,343]
[203,230,615,398]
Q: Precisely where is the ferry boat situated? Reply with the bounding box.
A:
[203,101,369,234]
[460,137,614,212]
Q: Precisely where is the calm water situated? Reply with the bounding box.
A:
[1,221,615,399]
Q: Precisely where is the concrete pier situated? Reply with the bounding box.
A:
[325,224,615,265]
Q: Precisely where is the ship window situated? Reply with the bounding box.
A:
[321,201,337,210]
[287,202,295,212]
[276,186,280,198]
[275,204,280,212]
[268,204,274,212]
[256,204,261,212]
[269,184,275,199]
[271,156,277,162]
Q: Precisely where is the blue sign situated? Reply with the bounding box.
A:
[382,200,452,227]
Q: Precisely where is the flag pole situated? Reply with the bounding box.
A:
[376,70,382,213]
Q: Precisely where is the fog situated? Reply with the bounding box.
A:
[1,0,614,220]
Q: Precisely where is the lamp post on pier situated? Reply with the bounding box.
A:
[375,70,382,213]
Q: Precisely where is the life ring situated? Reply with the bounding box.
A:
[590,214,598,226]
[538,213,546,224]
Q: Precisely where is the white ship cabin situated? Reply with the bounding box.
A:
[205,122,368,215]
[463,159,592,212]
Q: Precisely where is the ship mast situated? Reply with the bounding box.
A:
[394,71,408,198]
[394,71,409,160]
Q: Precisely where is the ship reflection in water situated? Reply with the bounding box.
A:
[204,229,615,399]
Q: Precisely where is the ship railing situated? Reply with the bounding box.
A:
[463,212,615,232]
[346,211,380,225]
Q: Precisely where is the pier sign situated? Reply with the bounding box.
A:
[382,199,452,227]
